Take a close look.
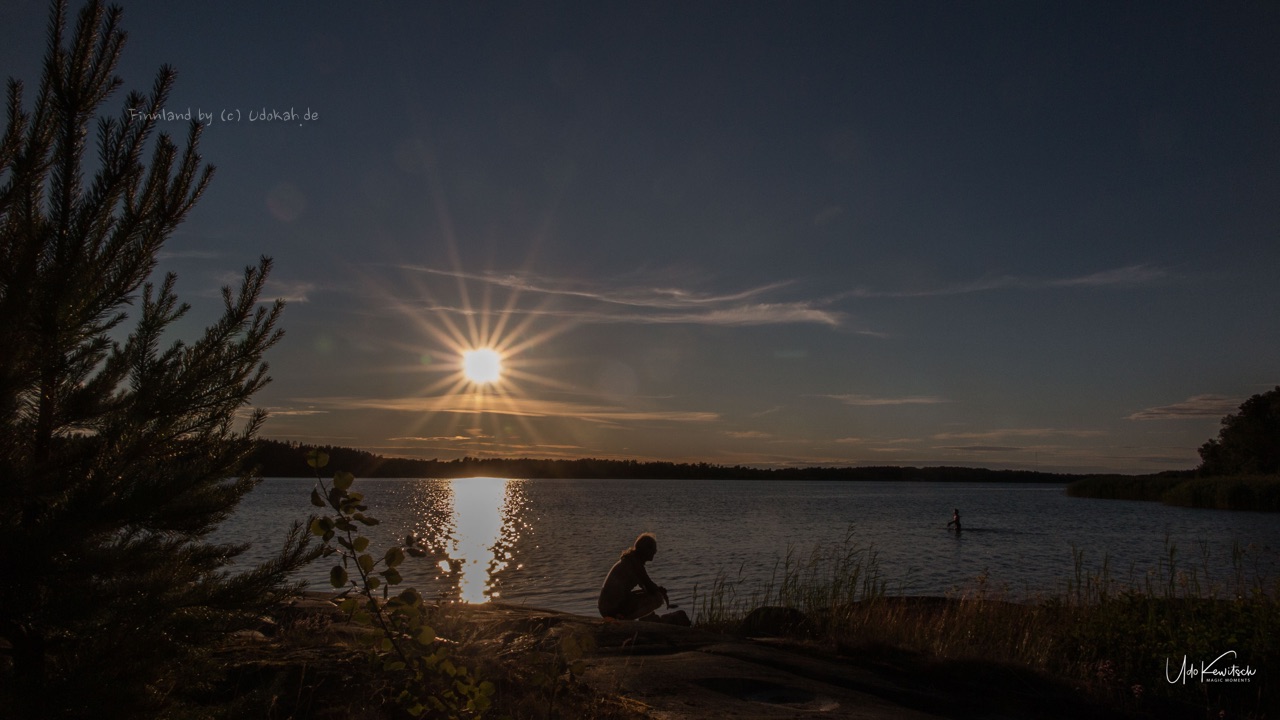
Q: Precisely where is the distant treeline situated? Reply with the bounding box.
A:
[1067,473,1280,512]
[245,439,1102,482]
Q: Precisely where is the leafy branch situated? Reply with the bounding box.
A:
[306,449,494,718]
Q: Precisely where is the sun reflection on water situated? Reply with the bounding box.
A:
[414,477,527,603]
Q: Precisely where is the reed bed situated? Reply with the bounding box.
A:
[693,532,1279,717]
[1067,473,1280,512]
[1162,476,1280,512]
[1065,474,1187,502]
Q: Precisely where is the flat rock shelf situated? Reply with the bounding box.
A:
[208,594,1131,720]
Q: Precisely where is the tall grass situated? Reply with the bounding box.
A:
[1064,474,1186,501]
[1163,476,1280,512]
[692,528,890,634]
[694,533,1280,717]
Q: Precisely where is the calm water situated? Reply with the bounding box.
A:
[216,478,1280,617]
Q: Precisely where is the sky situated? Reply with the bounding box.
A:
[3,1,1278,473]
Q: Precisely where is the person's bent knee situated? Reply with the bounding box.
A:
[635,589,665,617]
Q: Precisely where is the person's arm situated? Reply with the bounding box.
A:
[632,556,660,594]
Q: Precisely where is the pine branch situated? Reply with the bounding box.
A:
[2,4,311,714]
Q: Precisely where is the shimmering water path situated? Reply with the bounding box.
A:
[218,478,1280,617]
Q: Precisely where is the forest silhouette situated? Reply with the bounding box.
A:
[246,438,1170,483]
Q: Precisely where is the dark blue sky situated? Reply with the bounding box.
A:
[4,1,1278,471]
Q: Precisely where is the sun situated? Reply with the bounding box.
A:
[462,348,503,385]
[365,259,581,445]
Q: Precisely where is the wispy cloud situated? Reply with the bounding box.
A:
[833,436,923,454]
[725,430,771,439]
[158,249,221,261]
[931,428,1105,440]
[409,302,841,327]
[371,441,589,460]
[1048,265,1168,288]
[397,266,843,327]
[845,264,1169,299]
[1127,395,1240,421]
[214,272,317,303]
[265,279,317,303]
[261,406,329,417]
[821,394,949,406]
[400,265,788,307]
[935,445,1024,453]
[297,394,719,425]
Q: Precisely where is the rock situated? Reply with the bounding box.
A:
[659,609,691,626]
[738,605,808,637]
[241,595,1124,720]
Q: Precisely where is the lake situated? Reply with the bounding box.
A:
[217,478,1280,618]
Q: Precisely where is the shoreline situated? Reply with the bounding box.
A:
[248,438,1149,481]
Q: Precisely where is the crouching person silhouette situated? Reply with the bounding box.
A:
[599,532,684,623]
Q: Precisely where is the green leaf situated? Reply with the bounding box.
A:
[327,487,346,507]
[562,635,580,658]
[385,547,405,568]
[310,488,325,507]
[382,568,402,586]
[353,536,369,552]
[416,626,436,646]
[339,597,359,614]
[329,566,348,588]
[309,517,332,536]
[307,449,329,469]
[334,471,354,490]
[368,575,381,591]
[357,553,375,574]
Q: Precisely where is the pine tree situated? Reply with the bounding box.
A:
[0,2,316,715]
